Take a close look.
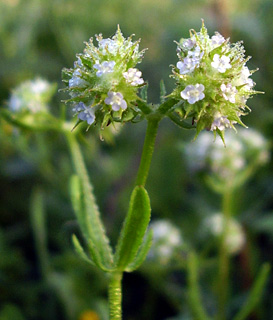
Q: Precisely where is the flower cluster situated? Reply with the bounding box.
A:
[148,220,183,265]
[8,78,56,113]
[62,27,146,131]
[171,22,259,140]
[205,213,245,255]
[184,129,269,182]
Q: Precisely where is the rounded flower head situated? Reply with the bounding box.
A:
[171,21,260,142]
[148,220,183,265]
[205,213,245,255]
[184,128,269,184]
[62,26,147,133]
[8,78,56,113]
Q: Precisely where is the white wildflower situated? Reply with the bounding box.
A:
[98,38,118,55]
[206,214,245,255]
[69,69,87,88]
[187,45,204,60]
[181,38,196,50]
[177,58,197,74]
[93,60,116,77]
[211,54,232,73]
[149,220,183,264]
[180,84,205,104]
[104,91,127,111]
[211,33,225,47]
[210,112,232,131]
[220,83,238,103]
[72,102,96,125]
[123,68,144,86]
[237,66,254,90]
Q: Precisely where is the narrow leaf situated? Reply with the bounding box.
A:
[87,240,114,272]
[140,83,148,101]
[168,113,195,129]
[187,252,210,320]
[160,80,167,103]
[67,134,113,268]
[72,234,95,266]
[233,264,270,320]
[136,99,152,115]
[30,188,50,277]
[125,229,153,272]
[115,186,151,270]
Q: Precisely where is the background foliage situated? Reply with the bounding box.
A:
[0,0,272,319]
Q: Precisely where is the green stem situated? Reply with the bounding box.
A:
[109,272,123,320]
[135,118,160,187]
[216,184,233,320]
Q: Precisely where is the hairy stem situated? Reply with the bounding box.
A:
[135,118,160,187]
[109,272,123,320]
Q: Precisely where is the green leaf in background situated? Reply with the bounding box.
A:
[187,252,210,320]
[125,229,153,272]
[233,263,270,320]
[72,234,95,267]
[140,83,148,102]
[160,79,166,103]
[67,134,114,269]
[114,186,151,270]
[0,304,25,320]
[30,188,50,278]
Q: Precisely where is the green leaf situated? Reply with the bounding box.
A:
[233,264,270,320]
[168,112,195,129]
[160,80,167,103]
[67,134,113,269]
[72,234,95,266]
[125,229,153,272]
[140,83,148,101]
[136,99,152,115]
[30,188,50,278]
[114,186,151,270]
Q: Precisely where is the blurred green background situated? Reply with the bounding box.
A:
[0,0,273,319]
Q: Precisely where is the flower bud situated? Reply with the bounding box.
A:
[171,21,260,141]
[62,26,147,132]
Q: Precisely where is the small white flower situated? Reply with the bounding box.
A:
[180,84,205,104]
[187,45,204,60]
[211,54,232,73]
[177,58,197,74]
[237,66,254,90]
[149,220,183,264]
[206,214,245,255]
[123,68,144,86]
[73,102,95,125]
[73,57,83,68]
[211,33,225,47]
[210,112,232,131]
[221,83,238,103]
[98,38,118,55]
[181,38,196,50]
[31,79,49,94]
[104,91,127,111]
[69,69,87,87]
[93,60,116,77]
